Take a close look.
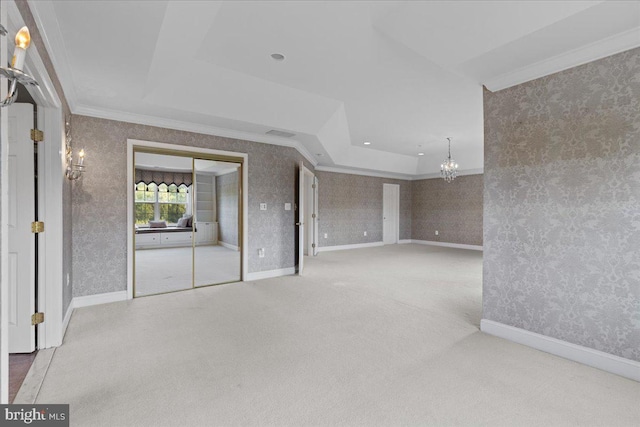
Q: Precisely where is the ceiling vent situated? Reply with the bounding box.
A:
[266,129,296,138]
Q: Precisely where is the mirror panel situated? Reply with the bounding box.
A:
[194,159,241,287]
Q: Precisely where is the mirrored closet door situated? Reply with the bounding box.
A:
[133,150,243,297]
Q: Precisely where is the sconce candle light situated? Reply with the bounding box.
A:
[0,24,39,107]
[65,118,86,181]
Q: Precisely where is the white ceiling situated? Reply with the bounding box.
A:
[30,0,640,178]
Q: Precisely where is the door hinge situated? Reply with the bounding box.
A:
[312,213,316,218]
[31,129,44,142]
[31,312,44,325]
[312,243,315,248]
[31,221,44,233]
[312,184,316,189]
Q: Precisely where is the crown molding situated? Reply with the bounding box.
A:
[73,104,319,167]
[485,27,640,92]
[413,168,484,181]
[28,0,79,111]
[314,165,416,181]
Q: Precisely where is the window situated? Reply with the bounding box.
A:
[135,182,190,225]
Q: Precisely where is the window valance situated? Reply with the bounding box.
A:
[135,169,193,187]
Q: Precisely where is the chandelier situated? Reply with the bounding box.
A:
[440,137,458,183]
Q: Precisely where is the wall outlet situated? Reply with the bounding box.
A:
[258,248,265,258]
[435,230,439,236]
[324,233,328,239]
[260,203,267,211]
[364,231,367,236]
[284,203,291,211]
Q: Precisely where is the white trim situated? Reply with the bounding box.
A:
[219,241,239,251]
[246,267,296,281]
[315,165,414,181]
[411,240,483,251]
[398,239,412,244]
[481,319,640,382]
[413,169,484,181]
[72,291,128,309]
[485,28,640,92]
[0,3,8,405]
[127,139,249,299]
[77,104,318,167]
[317,242,384,252]
[62,300,73,340]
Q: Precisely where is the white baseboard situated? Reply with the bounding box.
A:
[246,267,296,281]
[318,242,384,252]
[411,240,483,251]
[72,291,128,309]
[219,241,239,251]
[62,302,74,340]
[481,319,640,382]
[398,239,412,244]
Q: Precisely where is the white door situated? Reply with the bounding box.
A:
[297,162,305,274]
[313,175,319,256]
[383,183,399,245]
[8,103,36,353]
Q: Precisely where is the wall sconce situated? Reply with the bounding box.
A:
[65,118,86,181]
[0,24,39,107]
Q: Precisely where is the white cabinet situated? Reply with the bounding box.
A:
[195,222,218,245]
[136,231,193,249]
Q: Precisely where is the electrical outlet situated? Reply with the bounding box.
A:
[258,248,265,258]
[284,203,291,210]
[435,230,439,236]
[260,203,267,211]
[364,231,367,236]
[324,233,328,239]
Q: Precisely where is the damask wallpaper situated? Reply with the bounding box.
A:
[412,175,483,246]
[216,171,239,247]
[483,48,640,361]
[315,171,411,246]
[71,115,313,297]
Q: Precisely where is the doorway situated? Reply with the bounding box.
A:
[127,140,248,299]
[296,163,318,275]
[383,183,399,245]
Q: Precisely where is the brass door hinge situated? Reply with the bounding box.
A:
[31,312,44,325]
[31,221,44,233]
[312,243,315,248]
[312,213,316,218]
[31,129,44,142]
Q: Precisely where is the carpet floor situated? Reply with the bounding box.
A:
[134,245,241,296]
[37,244,639,426]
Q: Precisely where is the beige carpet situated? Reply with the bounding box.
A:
[38,245,639,426]
[134,245,241,296]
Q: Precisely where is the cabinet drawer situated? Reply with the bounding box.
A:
[136,234,159,245]
[162,232,192,244]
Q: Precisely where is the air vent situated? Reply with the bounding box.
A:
[266,129,296,138]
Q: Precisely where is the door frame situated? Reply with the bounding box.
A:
[1,0,66,403]
[382,183,400,245]
[126,139,249,300]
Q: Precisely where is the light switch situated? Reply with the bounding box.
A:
[435,230,439,236]
[284,203,291,211]
[260,203,267,211]
[324,233,328,239]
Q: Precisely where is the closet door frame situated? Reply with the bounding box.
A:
[127,139,247,300]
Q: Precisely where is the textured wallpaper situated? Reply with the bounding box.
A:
[315,171,411,246]
[71,115,313,297]
[412,175,483,246]
[483,48,640,361]
[216,171,239,247]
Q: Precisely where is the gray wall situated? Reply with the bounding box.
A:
[316,171,411,247]
[16,0,74,320]
[412,175,483,246]
[483,47,640,361]
[216,171,239,247]
[71,115,312,297]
